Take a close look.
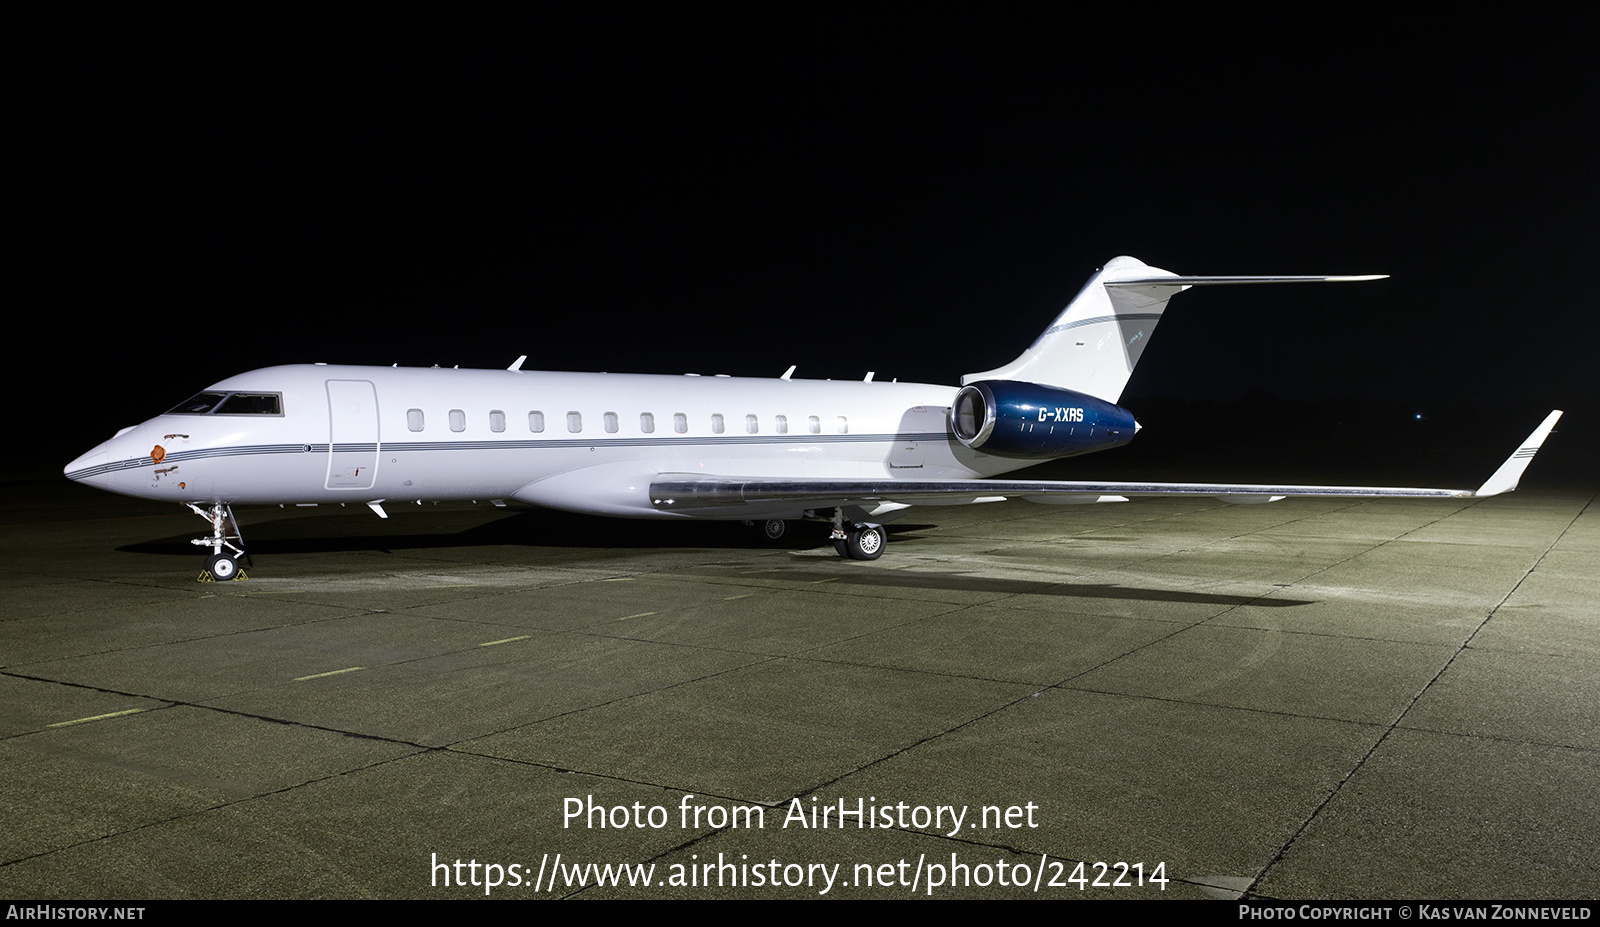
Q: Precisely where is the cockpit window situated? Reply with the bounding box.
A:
[167,391,283,415]
[168,391,228,414]
[215,393,282,415]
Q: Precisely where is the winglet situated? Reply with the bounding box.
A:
[1475,411,1563,497]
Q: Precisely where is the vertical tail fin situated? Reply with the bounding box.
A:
[961,256,1181,401]
[962,256,1386,402]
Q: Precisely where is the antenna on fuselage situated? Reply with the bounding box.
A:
[509,355,527,371]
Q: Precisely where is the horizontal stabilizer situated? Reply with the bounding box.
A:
[963,257,1388,403]
[1106,275,1387,287]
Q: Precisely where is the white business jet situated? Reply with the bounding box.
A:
[65,256,1561,580]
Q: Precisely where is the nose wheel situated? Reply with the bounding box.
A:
[205,552,239,581]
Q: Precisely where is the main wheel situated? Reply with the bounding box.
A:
[846,525,885,561]
[759,518,787,542]
[206,553,239,581]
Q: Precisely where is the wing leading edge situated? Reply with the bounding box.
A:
[650,411,1562,514]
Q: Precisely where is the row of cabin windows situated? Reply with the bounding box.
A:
[405,409,849,435]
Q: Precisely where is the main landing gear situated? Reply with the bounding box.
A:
[753,518,788,543]
[745,510,887,560]
[747,510,887,560]
[828,509,885,561]
[832,523,885,560]
[188,502,248,582]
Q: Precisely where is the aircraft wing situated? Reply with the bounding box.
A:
[650,411,1562,514]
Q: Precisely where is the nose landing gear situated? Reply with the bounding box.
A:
[188,502,248,581]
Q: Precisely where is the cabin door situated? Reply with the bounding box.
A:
[325,379,379,490]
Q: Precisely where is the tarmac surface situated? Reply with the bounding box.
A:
[1,480,1595,899]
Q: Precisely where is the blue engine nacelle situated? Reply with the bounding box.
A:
[950,380,1138,459]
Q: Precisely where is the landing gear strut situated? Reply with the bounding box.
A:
[828,508,885,561]
[188,502,247,581]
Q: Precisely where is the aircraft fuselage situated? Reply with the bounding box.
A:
[65,364,1067,519]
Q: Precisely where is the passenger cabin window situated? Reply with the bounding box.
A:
[407,409,425,432]
[567,412,582,433]
[640,412,655,434]
[450,410,466,432]
[836,416,849,434]
[711,413,725,434]
[604,412,618,433]
[745,414,759,434]
[489,410,506,433]
[808,415,820,434]
[673,413,688,434]
[775,414,788,434]
[529,411,545,433]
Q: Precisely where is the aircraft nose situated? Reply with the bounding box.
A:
[64,425,146,490]
[64,442,121,489]
[64,447,107,480]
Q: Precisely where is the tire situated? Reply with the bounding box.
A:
[759,519,787,542]
[206,553,239,581]
[846,525,885,561]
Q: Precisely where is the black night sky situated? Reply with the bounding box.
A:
[19,11,1597,484]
